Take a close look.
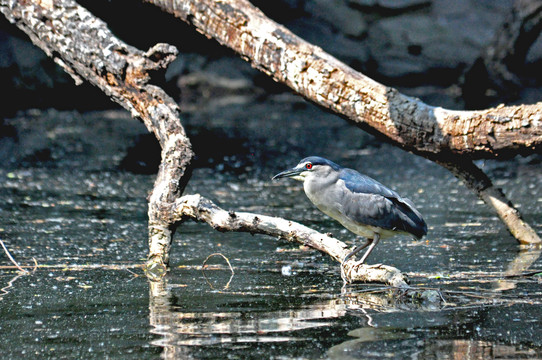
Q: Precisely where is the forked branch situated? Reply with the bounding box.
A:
[145,0,541,245]
[0,0,194,274]
[0,0,411,284]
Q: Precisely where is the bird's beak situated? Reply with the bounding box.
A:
[272,167,303,180]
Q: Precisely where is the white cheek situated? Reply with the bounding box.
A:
[291,170,309,181]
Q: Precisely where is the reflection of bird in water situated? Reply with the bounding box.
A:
[273,156,427,281]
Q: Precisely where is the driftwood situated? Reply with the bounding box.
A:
[1,0,540,284]
[144,0,541,246]
[0,0,410,284]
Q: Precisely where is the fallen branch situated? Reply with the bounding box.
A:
[146,0,542,157]
[0,0,194,275]
[145,0,541,245]
[0,0,411,284]
[173,194,409,287]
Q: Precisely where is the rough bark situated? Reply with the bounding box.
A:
[145,0,541,245]
[146,0,541,159]
[0,0,412,284]
[0,0,195,276]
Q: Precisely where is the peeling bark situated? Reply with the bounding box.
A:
[146,0,541,159]
[145,0,541,245]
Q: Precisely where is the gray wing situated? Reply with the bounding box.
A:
[339,169,427,238]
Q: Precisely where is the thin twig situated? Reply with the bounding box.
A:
[0,238,28,273]
[201,253,235,290]
[125,267,140,277]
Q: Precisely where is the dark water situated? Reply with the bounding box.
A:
[1,111,541,359]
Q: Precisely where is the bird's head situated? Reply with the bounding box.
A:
[272,156,341,182]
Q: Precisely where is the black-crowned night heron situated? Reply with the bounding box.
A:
[273,156,427,281]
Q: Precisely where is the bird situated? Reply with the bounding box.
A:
[272,156,427,282]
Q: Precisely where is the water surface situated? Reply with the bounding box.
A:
[1,110,541,359]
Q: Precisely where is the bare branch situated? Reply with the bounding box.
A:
[144,0,540,245]
[145,0,541,159]
[0,0,194,273]
[173,194,409,287]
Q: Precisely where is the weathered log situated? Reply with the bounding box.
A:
[144,0,541,245]
[0,0,194,274]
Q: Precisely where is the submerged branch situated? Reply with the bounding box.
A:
[173,194,409,287]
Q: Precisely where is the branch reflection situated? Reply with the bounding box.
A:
[149,276,447,357]
[493,246,542,291]
[148,278,347,357]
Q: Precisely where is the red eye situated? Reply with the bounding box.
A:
[306,163,313,170]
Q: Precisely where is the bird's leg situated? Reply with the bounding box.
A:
[354,233,380,266]
[342,238,372,265]
[341,238,372,282]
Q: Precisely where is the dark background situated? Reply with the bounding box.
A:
[1,0,541,171]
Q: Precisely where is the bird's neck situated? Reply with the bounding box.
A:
[303,171,338,204]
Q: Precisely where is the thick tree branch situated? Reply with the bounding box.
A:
[0,0,194,274]
[146,0,541,159]
[173,194,409,286]
[145,0,541,245]
[0,0,415,283]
